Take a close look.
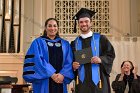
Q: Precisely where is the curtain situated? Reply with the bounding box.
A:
[109,36,140,92]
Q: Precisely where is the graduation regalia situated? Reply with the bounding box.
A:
[71,33,115,93]
[23,36,74,93]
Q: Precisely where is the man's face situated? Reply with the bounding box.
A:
[78,17,92,34]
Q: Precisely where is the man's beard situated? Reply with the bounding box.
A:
[80,26,91,32]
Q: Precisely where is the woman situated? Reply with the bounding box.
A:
[112,60,140,93]
[23,18,74,93]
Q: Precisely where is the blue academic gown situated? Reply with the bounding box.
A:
[23,36,74,93]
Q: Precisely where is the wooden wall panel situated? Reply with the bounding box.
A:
[0,53,24,84]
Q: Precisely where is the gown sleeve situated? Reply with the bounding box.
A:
[130,75,140,93]
[111,74,126,93]
[23,38,56,83]
[59,41,74,84]
[70,41,78,79]
[99,35,115,75]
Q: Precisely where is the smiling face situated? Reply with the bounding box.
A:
[121,61,133,75]
[78,17,92,34]
[45,20,58,39]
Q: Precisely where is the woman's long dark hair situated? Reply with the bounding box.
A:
[43,18,59,36]
[121,60,134,73]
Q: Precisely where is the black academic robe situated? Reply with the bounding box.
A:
[112,73,140,93]
[71,35,115,93]
[46,36,63,93]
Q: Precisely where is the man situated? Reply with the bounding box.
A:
[71,8,115,93]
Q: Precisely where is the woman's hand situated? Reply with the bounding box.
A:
[132,66,138,75]
[51,73,58,83]
[56,73,64,83]
[133,66,138,79]
[120,67,125,75]
[51,73,64,83]
[118,67,125,81]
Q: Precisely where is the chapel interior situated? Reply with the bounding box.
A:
[0,0,140,93]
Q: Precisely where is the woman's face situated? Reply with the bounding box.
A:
[122,61,132,72]
[45,20,58,38]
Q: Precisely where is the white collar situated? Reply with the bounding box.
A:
[80,31,93,39]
